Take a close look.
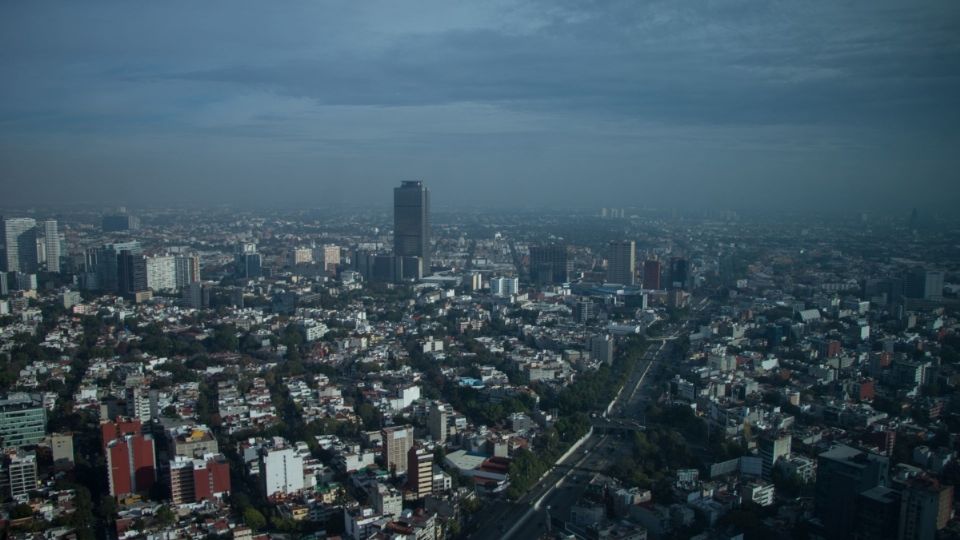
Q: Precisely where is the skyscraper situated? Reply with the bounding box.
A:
[2,218,38,273]
[529,244,571,285]
[42,220,61,273]
[393,180,430,277]
[118,250,148,296]
[643,260,661,290]
[606,240,636,285]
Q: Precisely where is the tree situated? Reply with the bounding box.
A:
[243,507,266,530]
[156,505,176,526]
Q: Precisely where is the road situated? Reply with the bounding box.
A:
[467,336,674,539]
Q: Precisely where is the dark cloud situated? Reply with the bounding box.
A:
[1,0,958,210]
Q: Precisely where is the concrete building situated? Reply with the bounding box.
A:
[42,220,61,273]
[51,433,74,471]
[394,180,431,275]
[146,256,177,292]
[174,255,200,287]
[816,444,890,540]
[898,477,953,540]
[428,403,448,443]
[490,276,519,297]
[529,244,570,285]
[759,433,791,480]
[0,394,47,448]
[169,425,219,459]
[169,454,231,505]
[372,484,402,517]
[2,218,38,273]
[382,425,414,474]
[106,433,156,498]
[1,449,38,502]
[261,447,304,497]
[590,334,615,364]
[606,240,636,285]
[643,260,661,290]
[407,446,433,500]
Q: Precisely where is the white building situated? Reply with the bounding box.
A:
[146,256,177,292]
[261,447,304,497]
[490,277,519,297]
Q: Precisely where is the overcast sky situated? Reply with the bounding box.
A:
[1,1,958,211]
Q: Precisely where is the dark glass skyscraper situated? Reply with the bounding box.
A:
[393,180,430,276]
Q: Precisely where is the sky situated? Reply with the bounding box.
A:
[1,1,958,211]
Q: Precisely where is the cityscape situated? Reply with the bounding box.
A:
[2,2,960,540]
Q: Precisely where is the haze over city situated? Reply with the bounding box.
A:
[2,0,959,210]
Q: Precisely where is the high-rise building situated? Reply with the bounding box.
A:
[317,245,340,272]
[2,449,38,502]
[106,433,156,498]
[643,260,661,290]
[905,269,945,301]
[759,433,791,480]
[235,244,262,279]
[606,240,636,285]
[102,214,139,232]
[174,255,201,287]
[169,454,231,505]
[898,477,953,540]
[146,256,177,292]
[0,395,46,448]
[2,218,38,273]
[529,244,571,285]
[428,403,448,443]
[261,447,304,497]
[590,334,615,364]
[118,250,148,296]
[290,247,313,265]
[815,444,890,540]
[382,425,413,474]
[575,298,596,323]
[42,220,61,273]
[490,277,519,297]
[669,257,690,290]
[393,180,431,275]
[406,446,433,500]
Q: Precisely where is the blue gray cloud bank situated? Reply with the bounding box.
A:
[1,0,958,210]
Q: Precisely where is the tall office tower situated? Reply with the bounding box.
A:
[174,255,201,287]
[905,269,945,301]
[643,260,661,290]
[2,449,38,502]
[0,395,47,448]
[898,477,953,540]
[815,444,890,540]
[406,446,434,500]
[42,220,61,273]
[589,334,615,364]
[102,213,139,232]
[235,244,262,279]
[169,454,231,505]
[145,256,177,292]
[529,244,571,285]
[261,447,304,497]
[381,425,413,474]
[393,180,430,276]
[2,218,38,273]
[759,433,792,480]
[91,241,140,293]
[606,240,636,285]
[117,250,148,296]
[106,433,156,498]
[669,257,690,289]
[428,403,448,443]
